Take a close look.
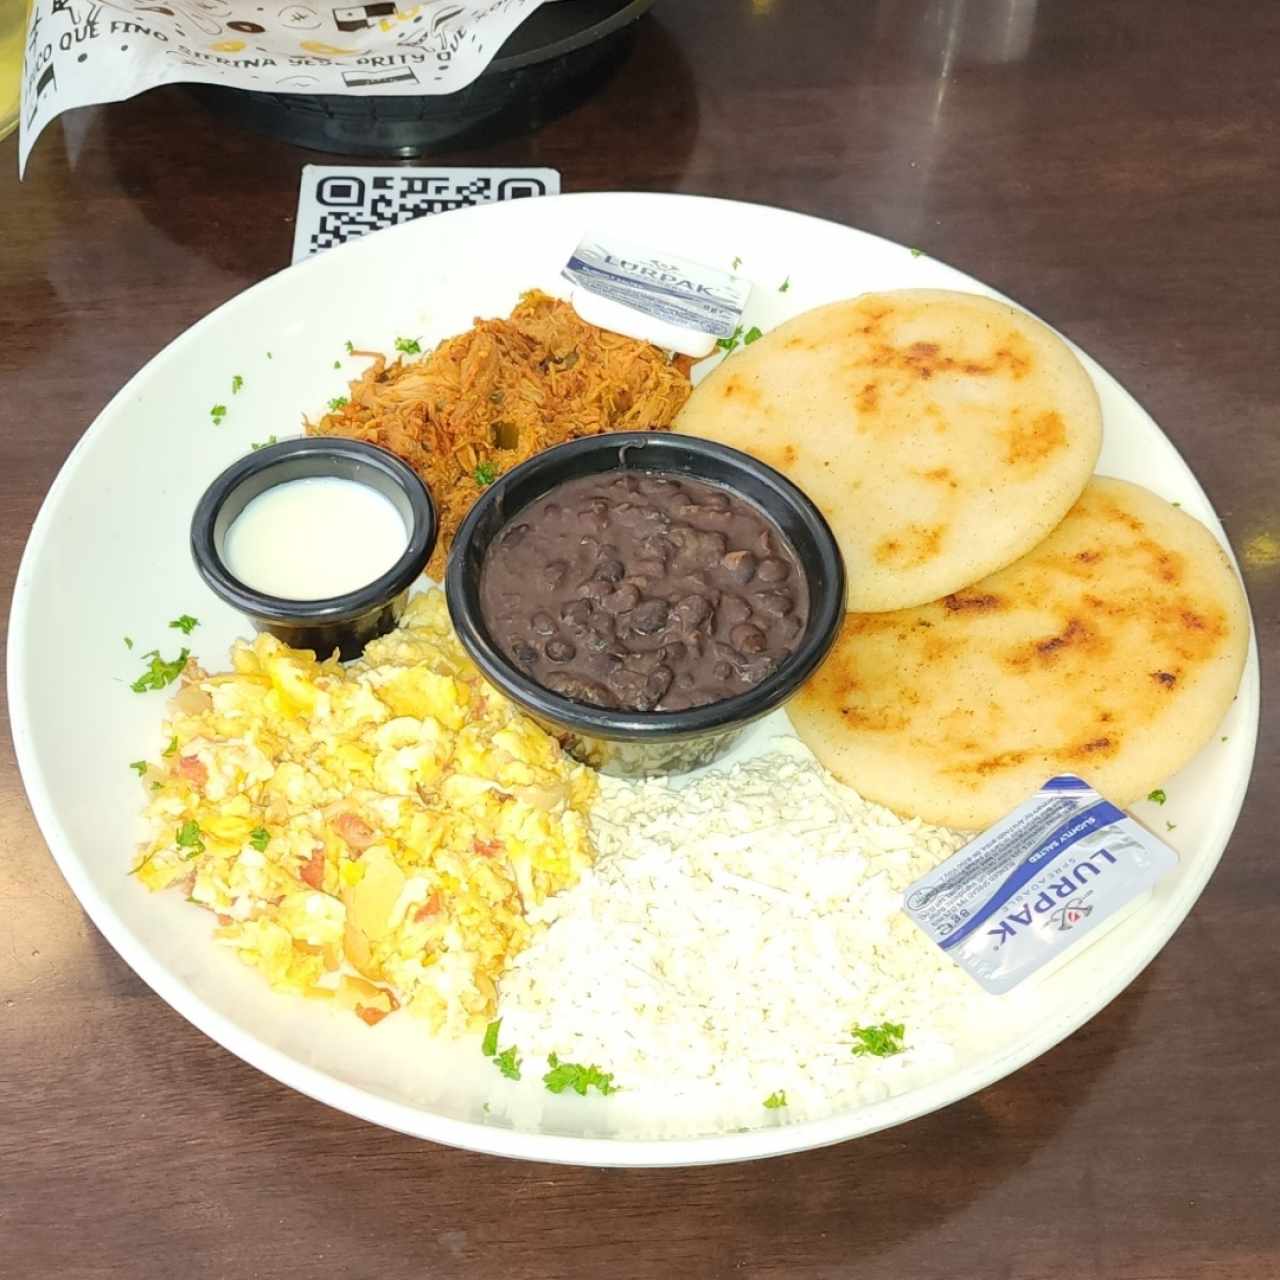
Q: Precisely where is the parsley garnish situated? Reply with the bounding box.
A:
[474,461,498,486]
[909,246,924,258]
[231,374,244,394]
[251,434,278,451]
[482,1019,501,1057]
[175,820,205,858]
[743,325,763,345]
[542,1052,619,1096]
[266,351,273,360]
[850,1021,906,1058]
[481,1019,522,1079]
[162,735,179,757]
[1147,788,1167,805]
[716,325,744,353]
[249,827,270,852]
[210,404,227,424]
[394,336,422,355]
[779,276,791,293]
[1166,821,1177,832]
[123,636,134,650]
[129,760,148,777]
[327,396,348,411]
[333,360,341,369]
[763,1090,787,1110]
[731,255,742,270]
[345,340,355,355]
[130,647,189,693]
[169,614,199,635]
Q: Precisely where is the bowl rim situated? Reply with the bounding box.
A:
[445,432,847,740]
[189,436,437,624]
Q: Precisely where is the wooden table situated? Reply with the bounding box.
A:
[2,2,1277,1276]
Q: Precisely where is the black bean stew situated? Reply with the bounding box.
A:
[479,470,811,712]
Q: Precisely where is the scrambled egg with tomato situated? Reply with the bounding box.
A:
[133,591,595,1033]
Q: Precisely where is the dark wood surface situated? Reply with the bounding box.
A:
[2,3,1277,1276]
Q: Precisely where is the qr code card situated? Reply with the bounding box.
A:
[292,166,562,263]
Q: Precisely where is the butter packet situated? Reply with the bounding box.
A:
[562,236,751,357]
[903,776,1178,994]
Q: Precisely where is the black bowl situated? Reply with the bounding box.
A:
[446,433,846,777]
[191,437,437,660]
[187,0,655,158]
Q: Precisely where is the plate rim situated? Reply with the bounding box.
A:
[7,190,1261,1167]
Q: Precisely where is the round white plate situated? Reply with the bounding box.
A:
[8,194,1259,1166]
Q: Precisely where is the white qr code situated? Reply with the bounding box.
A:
[292,166,561,263]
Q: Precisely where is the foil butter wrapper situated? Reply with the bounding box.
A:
[904,776,1178,994]
[563,236,751,357]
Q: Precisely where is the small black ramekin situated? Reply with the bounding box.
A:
[445,433,846,777]
[191,437,437,661]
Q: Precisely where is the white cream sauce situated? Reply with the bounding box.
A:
[225,476,407,600]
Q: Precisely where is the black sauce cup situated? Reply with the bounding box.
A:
[446,433,846,777]
[191,438,437,661]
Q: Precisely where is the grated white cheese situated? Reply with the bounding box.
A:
[496,737,998,1136]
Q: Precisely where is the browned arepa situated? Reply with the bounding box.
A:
[675,289,1103,612]
[787,478,1249,828]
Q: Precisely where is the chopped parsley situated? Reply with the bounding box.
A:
[129,760,148,777]
[327,396,348,411]
[123,636,134,650]
[162,735,179,757]
[231,374,244,394]
[250,434,278,451]
[909,246,924,258]
[716,325,744,353]
[249,827,270,852]
[175,820,205,858]
[130,647,189,693]
[743,325,764,345]
[1166,821,1177,832]
[333,360,341,370]
[850,1021,906,1058]
[481,1019,501,1057]
[542,1052,619,1097]
[345,339,355,355]
[210,404,227,424]
[266,351,273,360]
[1147,788,1167,805]
[474,461,498,486]
[1171,501,1182,507]
[169,613,199,635]
[731,255,743,270]
[763,1090,787,1110]
[779,276,791,293]
[481,1020,521,1079]
[394,336,422,355]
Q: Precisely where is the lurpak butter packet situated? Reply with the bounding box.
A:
[563,236,751,357]
[904,776,1178,994]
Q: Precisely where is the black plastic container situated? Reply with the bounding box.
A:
[446,434,846,777]
[191,438,437,660]
[188,0,654,158]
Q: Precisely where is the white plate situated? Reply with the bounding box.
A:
[8,194,1259,1166]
